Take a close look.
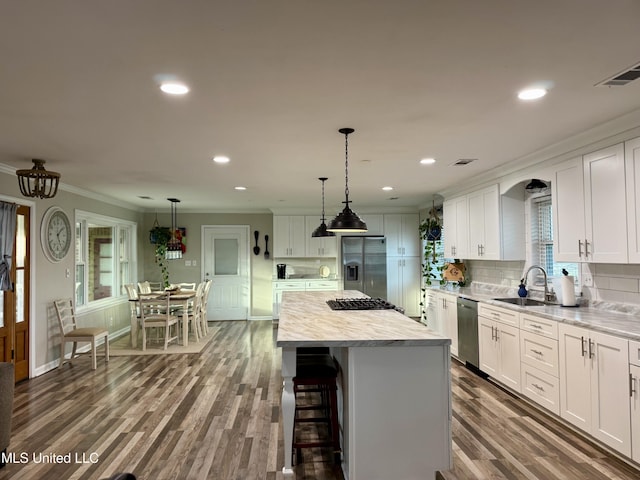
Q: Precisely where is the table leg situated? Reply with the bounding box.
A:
[130,307,138,347]
[281,347,296,476]
[182,299,189,346]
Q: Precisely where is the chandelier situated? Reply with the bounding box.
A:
[312,177,335,238]
[16,159,61,199]
[166,198,183,260]
[327,128,367,233]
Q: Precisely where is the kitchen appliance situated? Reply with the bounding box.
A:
[457,297,480,370]
[341,236,387,299]
[277,263,287,279]
[326,297,397,311]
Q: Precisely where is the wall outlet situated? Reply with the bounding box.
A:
[583,273,593,287]
[192,260,197,267]
[185,260,192,267]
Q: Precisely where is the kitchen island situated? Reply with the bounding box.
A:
[276,290,452,479]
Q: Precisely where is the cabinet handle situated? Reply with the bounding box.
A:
[452,245,456,255]
[477,244,481,256]
[588,338,594,359]
[584,239,590,259]
[630,373,636,397]
[580,336,586,357]
[532,383,545,392]
[530,324,543,330]
[578,240,583,257]
[531,349,543,356]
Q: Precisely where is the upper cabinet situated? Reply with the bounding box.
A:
[553,143,627,263]
[443,196,468,259]
[384,214,420,257]
[358,214,384,236]
[626,137,640,263]
[305,216,338,257]
[444,184,524,261]
[273,216,306,257]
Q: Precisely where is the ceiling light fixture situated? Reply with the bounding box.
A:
[517,87,547,100]
[234,186,246,191]
[213,156,230,164]
[327,128,368,233]
[165,198,183,260]
[16,159,61,199]
[420,158,436,165]
[525,178,548,193]
[382,186,393,191]
[160,82,189,95]
[312,177,335,238]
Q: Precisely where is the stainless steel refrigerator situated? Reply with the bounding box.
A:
[341,236,387,299]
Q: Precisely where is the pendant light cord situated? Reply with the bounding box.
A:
[321,179,326,221]
[344,131,350,204]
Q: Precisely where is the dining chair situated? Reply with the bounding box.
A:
[53,298,110,370]
[137,281,152,294]
[139,295,180,350]
[124,284,141,346]
[200,279,212,335]
[177,282,196,291]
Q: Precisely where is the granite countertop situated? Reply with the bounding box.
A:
[276,290,450,348]
[430,284,640,342]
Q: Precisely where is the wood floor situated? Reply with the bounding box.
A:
[1,320,639,480]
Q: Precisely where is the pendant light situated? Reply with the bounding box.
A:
[166,198,183,260]
[327,128,368,233]
[525,179,548,193]
[312,177,336,237]
[16,159,61,199]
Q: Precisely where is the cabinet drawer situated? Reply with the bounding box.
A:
[521,363,560,416]
[520,313,558,339]
[305,280,338,290]
[630,340,640,367]
[479,303,519,327]
[274,282,306,290]
[520,330,559,377]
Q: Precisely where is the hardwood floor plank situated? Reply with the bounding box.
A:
[2,321,640,480]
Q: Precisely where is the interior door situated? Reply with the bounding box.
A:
[202,226,250,321]
[0,205,30,382]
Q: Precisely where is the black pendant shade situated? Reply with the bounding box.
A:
[327,128,368,233]
[16,159,61,199]
[312,177,335,238]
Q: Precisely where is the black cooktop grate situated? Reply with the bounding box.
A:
[326,297,397,311]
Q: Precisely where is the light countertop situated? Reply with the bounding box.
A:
[430,284,640,342]
[276,290,450,348]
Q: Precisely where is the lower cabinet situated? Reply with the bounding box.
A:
[629,340,640,462]
[440,293,458,357]
[272,280,339,319]
[478,305,521,393]
[558,323,631,456]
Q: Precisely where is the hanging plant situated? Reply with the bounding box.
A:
[149,222,171,288]
[418,206,446,323]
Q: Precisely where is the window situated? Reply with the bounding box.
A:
[75,211,136,307]
[531,195,579,284]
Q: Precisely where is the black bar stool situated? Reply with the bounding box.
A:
[292,350,341,465]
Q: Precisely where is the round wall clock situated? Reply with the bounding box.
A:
[41,206,72,262]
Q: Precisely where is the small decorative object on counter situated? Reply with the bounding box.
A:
[560,268,576,307]
[518,279,528,298]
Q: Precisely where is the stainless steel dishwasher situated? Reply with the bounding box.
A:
[457,297,479,369]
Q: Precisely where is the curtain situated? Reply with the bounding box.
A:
[0,201,17,291]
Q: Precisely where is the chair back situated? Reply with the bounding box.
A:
[124,284,138,300]
[138,281,152,294]
[53,298,78,336]
[139,295,172,325]
[177,282,196,291]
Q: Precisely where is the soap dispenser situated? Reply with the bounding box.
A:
[518,278,528,298]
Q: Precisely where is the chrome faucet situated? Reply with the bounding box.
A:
[523,265,552,303]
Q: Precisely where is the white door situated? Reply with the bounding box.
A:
[202,226,250,321]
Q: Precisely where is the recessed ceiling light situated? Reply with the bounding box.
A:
[517,87,547,100]
[420,158,436,165]
[382,186,393,191]
[160,82,189,95]
[234,186,247,191]
[213,156,230,164]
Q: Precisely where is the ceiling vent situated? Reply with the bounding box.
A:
[452,158,477,166]
[596,61,640,87]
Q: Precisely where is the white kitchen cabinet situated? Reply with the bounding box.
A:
[558,323,630,456]
[272,279,339,319]
[442,196,468,259]
[465,184,524,261]
[273,216,306,257]
[553,143,627,263]
[305,216,338,257]
[424,290,442,333]
[478,303,521,392]
[340,213,383,236]
[384,214,420,257]
[625,136,640,263]
[439,293,458,357]
[386,257,420,317]
[629,340,640,462]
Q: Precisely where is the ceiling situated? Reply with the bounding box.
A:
[1,0,640,214]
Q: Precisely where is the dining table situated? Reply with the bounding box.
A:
[130,289,196,348]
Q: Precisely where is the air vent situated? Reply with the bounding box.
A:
[596,61,640,87]
[452,158,477,166]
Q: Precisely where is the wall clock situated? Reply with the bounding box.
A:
[41,206,72,263]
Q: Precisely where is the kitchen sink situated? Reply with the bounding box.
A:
[493,297,547,307]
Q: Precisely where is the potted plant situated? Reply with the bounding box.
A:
[419,216,446,323]
[149,225,171,288]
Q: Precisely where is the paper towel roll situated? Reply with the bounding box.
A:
[561,276,575,306]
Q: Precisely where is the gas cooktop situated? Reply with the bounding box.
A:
[326,297,398,311]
